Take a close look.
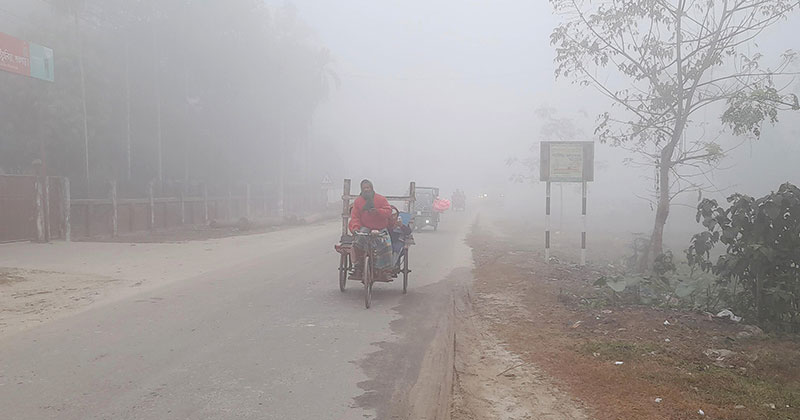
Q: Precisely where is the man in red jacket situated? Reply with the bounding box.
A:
[349,179,393,279]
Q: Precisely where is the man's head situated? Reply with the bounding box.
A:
[360,179,374,198]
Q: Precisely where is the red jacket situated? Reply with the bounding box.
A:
[349,194,392,232]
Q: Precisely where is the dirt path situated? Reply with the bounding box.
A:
[0,268,116,335]
[451,287,588,420]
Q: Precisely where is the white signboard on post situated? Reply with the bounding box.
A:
[549,143,584,181]
[539,141,595,266]
[540,141,594,182]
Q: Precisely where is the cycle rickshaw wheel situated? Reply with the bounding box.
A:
[338,253,348,292]
[364,254,373,309]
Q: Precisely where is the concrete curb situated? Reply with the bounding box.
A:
[406,292,457,420]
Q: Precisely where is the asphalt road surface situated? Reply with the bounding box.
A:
[0,212,473,420]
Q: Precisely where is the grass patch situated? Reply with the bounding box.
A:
[581,340,663,361]
[688,366,800,418]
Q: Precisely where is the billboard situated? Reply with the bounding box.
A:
[0,32,53,82]
[539,141,594,182]
[0,31,30,77]
[29,42,55,82]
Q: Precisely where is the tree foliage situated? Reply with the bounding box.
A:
[550,0,800,268]
[0,0,334,197]
[687,183,800,331]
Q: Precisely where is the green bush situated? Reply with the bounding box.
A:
[687,183,800,331]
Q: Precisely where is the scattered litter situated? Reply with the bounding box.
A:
[601,309,613,314]
[703,348,735,361]
[655,398,663,403]
[614,361,624,365]
[592,352,600,357]
[737,325,764,339]
[496,363,526,377]
[664,320,672,326]
[305,324,316,327]
[764,403,776,410]
[734,405,745,409]
[698,409,705,416]
[664,338,671,343]
[571,321,582,328]
[715,309,742,322]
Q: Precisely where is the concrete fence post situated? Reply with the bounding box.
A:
[227,186,233,221]
[129,202,135,232]
[245,184,251,218]
[34,178,46,242]
[202,184,209,224]
[62,177,71,242]
[148,180,155,231]
[86,202,93,238]
[262,185,268,216]
[44,176,51,242]
[179,190,186,225]
[110,181,118,237]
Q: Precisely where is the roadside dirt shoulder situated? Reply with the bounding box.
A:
[456,221,800,420]
[451,285,588,420]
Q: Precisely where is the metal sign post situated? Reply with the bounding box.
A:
[581,181,587,266]
[540,141,594,266]
[545,181,551,261]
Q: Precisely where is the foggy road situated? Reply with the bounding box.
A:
[0,213,473,420]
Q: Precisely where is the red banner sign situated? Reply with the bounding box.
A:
[0,32,31,77]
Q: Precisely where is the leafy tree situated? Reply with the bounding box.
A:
[1,0,335,202]
[687,183,800,331]
[550,0,800,270]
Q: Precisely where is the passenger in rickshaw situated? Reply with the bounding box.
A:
[348,179,393,280]
[389,209,413,272]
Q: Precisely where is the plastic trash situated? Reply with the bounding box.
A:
[715,309,742,322]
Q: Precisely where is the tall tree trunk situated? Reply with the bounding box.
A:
[278,118,285,218]
[125,33,132,183]
[640,150,672,271]
[638,1,687,272]
[152,23,163,189]
[75,14,90,197]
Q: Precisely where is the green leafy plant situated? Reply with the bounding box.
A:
[687,183,800,331]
